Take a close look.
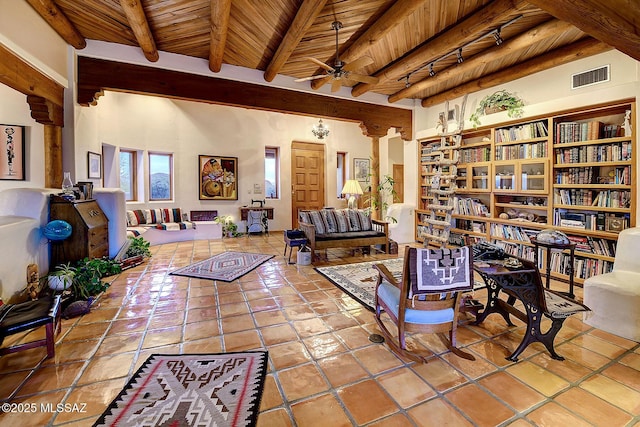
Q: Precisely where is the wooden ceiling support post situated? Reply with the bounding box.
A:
[44,125,62,188]
[370,136,380,220]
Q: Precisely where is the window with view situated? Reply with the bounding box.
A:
[337,152,346,198]
[149,152,173,201]
[119,149,137,201]
[265,147,279,199]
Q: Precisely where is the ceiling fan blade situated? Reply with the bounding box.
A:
[347,73,380,85]
[304,57,334,72]
[331,78,342,92]
[294,74,330,82]
[312,75,334,90]
[343,56,373,71]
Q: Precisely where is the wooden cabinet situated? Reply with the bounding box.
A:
[50,196,109,266]
[416,100,636,285]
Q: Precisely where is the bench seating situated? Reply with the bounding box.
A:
[298,208,389,260]
[126,208,221,245]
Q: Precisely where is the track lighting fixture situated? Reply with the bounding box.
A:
[429,63,436,77]
[493,28,503,46]
[456,48,464,64]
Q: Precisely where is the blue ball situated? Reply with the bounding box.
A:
[43,220,72,241]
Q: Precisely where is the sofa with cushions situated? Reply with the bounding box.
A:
[126,208,221,246]
[298,208,389,260]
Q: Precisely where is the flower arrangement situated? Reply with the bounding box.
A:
[469,90,525,127]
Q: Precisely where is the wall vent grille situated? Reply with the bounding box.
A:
[571,65,610,89]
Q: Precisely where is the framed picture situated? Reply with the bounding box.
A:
[0,124,25,180]
[88,151,102,179]
[605,216,625,233]
[354,158,370,183]
[199,155,238,200]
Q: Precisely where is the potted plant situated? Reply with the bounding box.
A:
[469,90,525,127]
[46,263,75,291]
[73,257,122,300]
[363,174,399,223]
[214,215,239,237]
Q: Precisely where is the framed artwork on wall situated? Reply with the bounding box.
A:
[199,155,238,200]
[354,158,370,183]
[0,124,25,180]
[88,151,102,179]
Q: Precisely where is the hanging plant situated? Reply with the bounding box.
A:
[469,90,525,127]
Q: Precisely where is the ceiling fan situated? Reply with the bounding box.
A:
[295,21,379,92]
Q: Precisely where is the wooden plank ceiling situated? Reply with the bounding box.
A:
[29,0,639,105]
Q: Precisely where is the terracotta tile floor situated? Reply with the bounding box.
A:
[1,235,640,426]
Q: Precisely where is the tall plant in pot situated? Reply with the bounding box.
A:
[46,263,75,291]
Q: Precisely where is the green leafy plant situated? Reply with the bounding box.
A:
[72,257,122,299]
[363,174,398,223]
[214,215,240,237]
[126,236,151,258]
[469,90,525,127]
[44,263,76,291]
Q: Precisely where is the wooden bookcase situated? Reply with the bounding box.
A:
[415,99,636,285]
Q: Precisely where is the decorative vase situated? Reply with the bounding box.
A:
[48,274,73,291]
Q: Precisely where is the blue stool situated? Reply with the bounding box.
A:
[284,230,307,264]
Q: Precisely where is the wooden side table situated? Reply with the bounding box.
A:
[531,237,576,299]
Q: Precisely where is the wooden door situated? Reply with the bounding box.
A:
[393,163,404,203]
[291,141,325,228]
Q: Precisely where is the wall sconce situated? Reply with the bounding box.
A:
[456,48,464,64]
[312,119,330,140]
[341,179,363,209]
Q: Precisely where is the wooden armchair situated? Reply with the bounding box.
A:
[373,246,475,363]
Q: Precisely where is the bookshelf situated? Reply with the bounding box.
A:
[415,100,636,285]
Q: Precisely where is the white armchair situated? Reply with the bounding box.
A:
[583,227,640,342]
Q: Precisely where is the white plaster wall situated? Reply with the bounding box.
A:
[0,84,46,190]
[74,91,373,231]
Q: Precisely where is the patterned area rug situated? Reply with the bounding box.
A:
[94,352,268,427]
[316,258,485,311]
[170,251,274,282]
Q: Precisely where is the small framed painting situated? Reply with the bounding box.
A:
[88,151,102,179]
[0,124,25,180]
[199,155,238,200]
[354,158,370,183]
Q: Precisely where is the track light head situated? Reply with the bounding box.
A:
[456,48,464,64]
[429,63,436,77]
[493,29,503,46]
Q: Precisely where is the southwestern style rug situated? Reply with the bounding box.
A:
[316,258,485,311]
[94,352,268,427]
[170,251,274,282]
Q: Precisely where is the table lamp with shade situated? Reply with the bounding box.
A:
[342,179,363,209]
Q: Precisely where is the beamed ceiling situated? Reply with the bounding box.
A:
[27,0,639,106]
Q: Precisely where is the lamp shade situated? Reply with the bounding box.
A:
[341,180,363,196]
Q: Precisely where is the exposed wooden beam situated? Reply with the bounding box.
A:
[264,0,328,82]
[76,56,413,140]
[27,95,63,126]
[421,38,611,108]
[25,0,86,49]
[351,0,529,97]
[528,0,640,62]
[0,43,64,107]
[311,0,426,90]
[209,0,231,72]
[44,125,63,188]
[119,0,159,62]
[389,19,574,103]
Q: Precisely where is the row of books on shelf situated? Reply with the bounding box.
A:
[460,147,491,163]
[494,142,547,160]
[547,252,614,279]
[492,241,538,263]
[554,141,632,164]
[495,121,548,143]
[454,219,486,234]
[490,224,539,243]
[553,210,630,232]
[554,167,594,184]
[566,234,616,257]
[554,120,623,143]
[452,197,490,217]
[553,189,631,208]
